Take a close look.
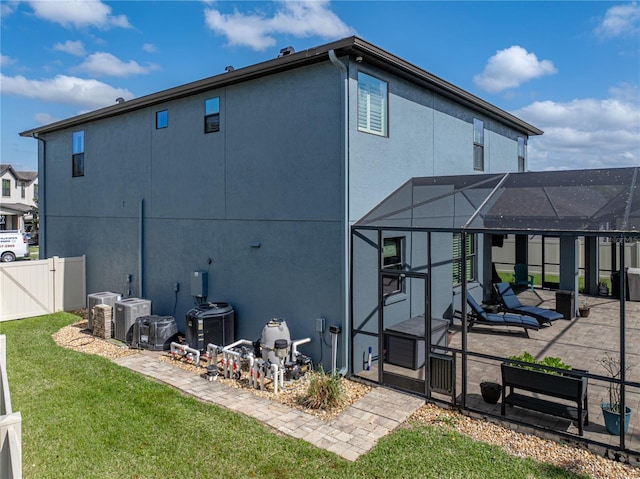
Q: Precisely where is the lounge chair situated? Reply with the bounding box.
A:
[465,293,539,337]
[495,282,563,326]
[513,263,535,291]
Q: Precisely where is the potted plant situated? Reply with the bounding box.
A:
[599,353,633,435]
[479,380,501,404]
[578,301,590,318]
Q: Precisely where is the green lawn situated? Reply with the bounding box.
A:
[1,313,589,479]
[496,272,612,292]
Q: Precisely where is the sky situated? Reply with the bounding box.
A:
[1,0,639,172]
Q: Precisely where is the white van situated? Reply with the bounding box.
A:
[0,230,30,262]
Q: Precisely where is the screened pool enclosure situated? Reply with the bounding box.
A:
[350,167,639,455]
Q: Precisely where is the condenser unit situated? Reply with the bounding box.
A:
[114,298,151,343]
[87,292,122,331]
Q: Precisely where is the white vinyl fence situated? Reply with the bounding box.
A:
[0,256,86,322]
[1,335,21,479]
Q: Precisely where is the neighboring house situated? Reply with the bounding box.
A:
[0,164,38,233]
[19,36,541,371]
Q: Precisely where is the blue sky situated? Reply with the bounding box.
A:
[1,0,639,172]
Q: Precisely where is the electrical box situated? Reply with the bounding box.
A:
[191,271,208,298]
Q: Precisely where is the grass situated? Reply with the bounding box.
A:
[28,245,39,260]
[497,272,612,291]
[1,313,590,479]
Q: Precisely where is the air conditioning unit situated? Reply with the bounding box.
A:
[87,292,122,331]
[114,298,151,343]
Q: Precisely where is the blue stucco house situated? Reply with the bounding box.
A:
[20,36,542,374]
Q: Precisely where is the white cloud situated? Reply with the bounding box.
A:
[514,86,640,171]
[75,52,159,77]
[1,55,14,67]
[0,73,134,109]
[53,40,86,56]
[26,0,131,29]
[595,1,640,38]
[142,43,157,53]
[474,46,557,93]
[34,112,60,125]
[204,0,355,51]
[1,1,18,17]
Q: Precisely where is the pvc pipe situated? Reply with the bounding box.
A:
[170,342,200,367]
[331,332,339,373]
[289,337,311,362]
[206,343,222,366]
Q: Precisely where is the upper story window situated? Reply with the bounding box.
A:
[72,130,85,177]
[473,118,484,171]
[33,184,39,202]
[517,136,527,172]
[20,182,25,199]
[382,237,403,295]
[2,179,9,197]
[156,109,168,129]
[358,72,388,137]
[453,233,476,285]
[204,97,220,133]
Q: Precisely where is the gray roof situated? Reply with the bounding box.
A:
[355,167,640,235]
[0,164,37,183]
[20,36,543,138]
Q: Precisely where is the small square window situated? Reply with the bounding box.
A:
[156,110,168,129]
[204,97,220,133]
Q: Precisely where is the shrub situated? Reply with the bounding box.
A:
[300,366,344,410]
[507,352,572,375]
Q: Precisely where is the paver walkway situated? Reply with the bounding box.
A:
[114,352,425,461]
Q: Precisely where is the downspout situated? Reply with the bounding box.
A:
[31,134,46,259]
[139,198,144,298]
[328,49,350,375]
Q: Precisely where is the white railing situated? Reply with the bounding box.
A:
[0,335,22,479]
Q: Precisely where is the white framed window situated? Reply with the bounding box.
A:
[517,136,527,172]
[358,72,388,136]
[453,233,476,285]
[473,118,484,171]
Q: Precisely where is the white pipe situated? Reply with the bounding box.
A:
[270,363,280,394]
[170,342,201,367]
[331,332,339,374]
[328,48,350,376]
[289,337,311,361]
[222,339,253,352]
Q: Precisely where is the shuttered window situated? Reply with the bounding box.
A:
[473,118,484,171]
[358,72,387,136]
[453,233,476,285]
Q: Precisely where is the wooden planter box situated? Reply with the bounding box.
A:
[501,363,589,435]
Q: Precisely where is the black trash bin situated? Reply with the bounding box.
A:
[555,290,575,320]
[611,270,630,299]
